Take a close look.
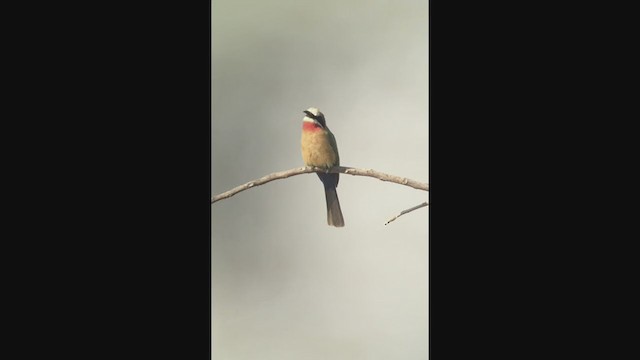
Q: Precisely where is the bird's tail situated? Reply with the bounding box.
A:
[324,187,344,227]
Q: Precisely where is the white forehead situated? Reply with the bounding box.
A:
[305,107,321,116]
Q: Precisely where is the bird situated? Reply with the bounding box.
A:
[301,107,345,227]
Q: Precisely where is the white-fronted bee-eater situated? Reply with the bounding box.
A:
[301,107,345,227]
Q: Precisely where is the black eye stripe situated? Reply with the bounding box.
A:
[304,110,317,119]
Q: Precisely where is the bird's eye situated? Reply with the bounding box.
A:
[304,110,317,119]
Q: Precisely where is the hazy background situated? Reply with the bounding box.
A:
[212,0,428,358]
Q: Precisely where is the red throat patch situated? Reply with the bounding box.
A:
[302,122,322,132]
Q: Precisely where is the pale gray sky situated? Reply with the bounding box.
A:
[212,0,428,358]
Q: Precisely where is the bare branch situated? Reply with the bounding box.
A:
[211,166,428,204]
[339,166,428,191]
[384,202,429,225]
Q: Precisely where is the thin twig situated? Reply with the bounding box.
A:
[211,166,428,204]
[385,202,429,225]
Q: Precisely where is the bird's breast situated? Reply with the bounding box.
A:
[301,127,339,168]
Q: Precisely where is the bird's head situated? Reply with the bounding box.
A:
[303,107,326,129]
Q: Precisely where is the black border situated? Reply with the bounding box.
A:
[34,3,214,358]
[428,2,431,356]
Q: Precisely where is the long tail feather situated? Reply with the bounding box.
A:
[324,187,344,227]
